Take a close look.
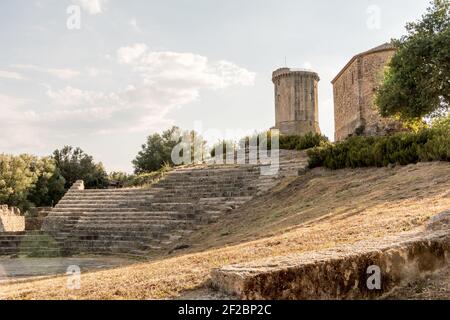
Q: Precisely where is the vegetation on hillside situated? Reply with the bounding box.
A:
[307,116,450,169]
[53,146,108,189]
[132,126,181,174]
[0,155,65,211]
[279,132,329,151]
[376,0,449,122]
[109,165,171,188]
[133,126,207,174]
[1,146,108,211]
[309,0,450,171]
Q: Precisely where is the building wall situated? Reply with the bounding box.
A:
[333,49,403,141]
[333,60,362,141]
[360,51,403,136]
[273,68,321,136]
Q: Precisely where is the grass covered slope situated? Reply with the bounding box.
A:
[1,162,449,300]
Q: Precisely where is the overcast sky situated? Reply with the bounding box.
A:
[0,0,431,172]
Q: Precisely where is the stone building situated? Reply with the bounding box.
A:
[332,43,403,141]
[272,68,321,136]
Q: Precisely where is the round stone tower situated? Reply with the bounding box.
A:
[272,68,321,136]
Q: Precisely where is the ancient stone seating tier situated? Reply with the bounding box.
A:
[0,150,308,257]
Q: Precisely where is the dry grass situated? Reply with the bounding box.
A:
[385,265,450,300]
[1,162,449,300]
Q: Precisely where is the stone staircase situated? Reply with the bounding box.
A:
[0,231,61,257]
[0,150,309,257]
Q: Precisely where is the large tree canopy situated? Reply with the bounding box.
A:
[133,127,208,174]
[0,154,65,210]
[132,126,181,174]
[53,146,108,189]
[376,0,449,121]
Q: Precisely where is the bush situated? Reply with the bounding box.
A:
[307,122,449,169]
[0,154,65,211]
[53,146,108,189]
[210,140,236,158]
[123,165,171,188]
[280,132,329,151]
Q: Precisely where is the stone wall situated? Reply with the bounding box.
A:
[25,207,52,231]
[333,45,403,141]
[273,68,321,136]
[0,205,25,232]
[41,181,83,234]
[211,211,450,300]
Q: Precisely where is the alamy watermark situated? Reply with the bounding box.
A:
[366,265,381,290]
[67,5,81,30]
[67,265,81,290]
[170,124,280,176]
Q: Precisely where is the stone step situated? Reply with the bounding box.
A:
[154,186,257,192]
[153,191,255,198]
[72,224,186,232]
[67,231,174,241]
[169,167,259,174]
[60,197,155,202]
[20,152,310,256]
[158,178,259,185]
[0,247,61,255]
[76,218,189,225]
[74,211,192,217]
[51,207,141,212]
[70,188,158,193]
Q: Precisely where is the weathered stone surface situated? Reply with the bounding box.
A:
[210,212,450,300]
[272,68,321,136]
[0,206,25,232]
[332,43,404,141]
[29,150,308,257]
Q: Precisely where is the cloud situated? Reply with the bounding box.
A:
[33,46,256,136]
[0,94,43,150]
[73,0,108,15]
[0,70,26,80]
[303,62,313,70]
[2,45,256,155]
[117,43,256,89]
[117,44,148,64]
[12,64,80,80]
[129,19,142,33]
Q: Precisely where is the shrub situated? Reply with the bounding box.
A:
[280,132,329,151]
[307,123,449,170]
[53,146,108,189]
[123,164,171,188]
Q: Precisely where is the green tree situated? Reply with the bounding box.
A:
[53,146,108,189]
[133,127,208,173]
[108,171,132,188]
[0,154,65,210]
[0,154,38,210]
[27,157,66,207]
[376,0,450,121]
[210,139,236,158]
[132,126,181,174]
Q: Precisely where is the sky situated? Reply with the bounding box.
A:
[0,0,431,172]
